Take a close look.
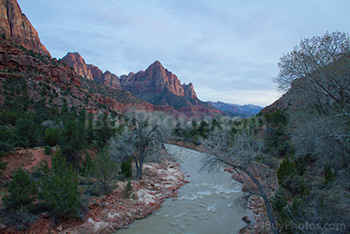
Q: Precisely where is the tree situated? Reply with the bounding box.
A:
[15,118,39,147]
[110,111,166,180]
[38,150,81,221]
[93,148,119,194]
[203,119,279,234]
[3,168,37,211]
[274,31,350,108]
[60,120,86,166]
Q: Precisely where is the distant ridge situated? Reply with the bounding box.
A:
[208,101,262,117]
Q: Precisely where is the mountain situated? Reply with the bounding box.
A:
[0,0,50,56]
[64,54,221,118]
[62,52,121,90]
[120,61,197,100]
[0,0,151,114]
[208,101,263,117]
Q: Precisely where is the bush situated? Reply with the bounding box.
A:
[271,187,287,212]
[123,178,132,198]
[44,145,52,155]
[277,157,297,187]
[79,152,95,177]
[15,119,39,147]
[44,128,60,147]
[94,148,118,194]
[121,159,132,178]
[2,209,37,231]
[323,165,336,184]
[38,150,81,219]
[2,168,37,211]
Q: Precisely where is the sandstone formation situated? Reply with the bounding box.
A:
[120,61,197,100]
[62,52,94,80]
[0,0,50,56]
[62,52,122,90]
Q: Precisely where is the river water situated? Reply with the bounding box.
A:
[117,144,248,234]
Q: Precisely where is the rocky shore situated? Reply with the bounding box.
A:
[224,163,277,234]
[2,159,186,234]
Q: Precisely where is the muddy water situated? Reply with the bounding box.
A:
[117,144,247,234]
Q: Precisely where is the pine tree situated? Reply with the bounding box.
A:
[3,168,37,211]
[38,150,81,218]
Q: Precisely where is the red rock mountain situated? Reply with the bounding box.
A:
[62,52,121,90]
[120,61,197,100]
[0,0,50,56]
[62,53,221,118]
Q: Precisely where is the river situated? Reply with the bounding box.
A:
[117,144,248,234]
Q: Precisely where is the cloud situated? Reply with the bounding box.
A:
[17,0,350,106]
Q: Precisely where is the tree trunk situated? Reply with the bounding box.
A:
[224,161,279,234]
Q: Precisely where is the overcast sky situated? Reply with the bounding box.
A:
[17,0,349,106]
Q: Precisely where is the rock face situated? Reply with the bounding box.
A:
[0,0,50,56]
[62,52,94,80]
[62,52,122,90]
[99,70,121,90]
[120,61,197,100]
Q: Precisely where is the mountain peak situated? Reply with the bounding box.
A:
[0,0,51,56]
[120,61,197,100]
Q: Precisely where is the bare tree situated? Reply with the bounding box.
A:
[274,31,350,108]
[110,111,167,180]
[203,120,279,234]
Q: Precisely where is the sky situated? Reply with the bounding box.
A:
[17,0,350,106]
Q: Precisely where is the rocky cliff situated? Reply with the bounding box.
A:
[0,0,50,56]
[120,61,197,100]
[62,52,95,80]
[62,52,121,90]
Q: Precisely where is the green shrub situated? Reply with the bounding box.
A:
[124,178,132,198]
[44,128,60,147]
[277,157,297,187]
[271,187,287,212]
[15,118,39,147]
[323,165,336,184]
[94,148,118,194]
[79,152,95,177]
[2,168,37,211]
[121,159,132,178]
[44,145,52,155]
[2,209,37,231]
[38,150,81,219]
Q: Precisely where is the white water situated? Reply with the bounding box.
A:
[116,144,247,234]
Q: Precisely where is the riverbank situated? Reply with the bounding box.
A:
[1,150,186,234]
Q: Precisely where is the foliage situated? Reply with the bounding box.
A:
[60,120,86,166]
[121,158,132,178]
[271,187,287,212]
[38,150,81,219]
[1,209,37,232]
[278,198,305,234]
[123,178,133,198]
[94,113,116,148]
[15,118,39,147]
[277,157,297,187]
[79,152,96,177]
[94,148,118,194]
[44,145,52,155]
[2,168,37,211]
[323,165,336,184]
[44,128,60,146]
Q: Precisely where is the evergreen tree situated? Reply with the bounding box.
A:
[3,168,37,211]
[38,150,81,219]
